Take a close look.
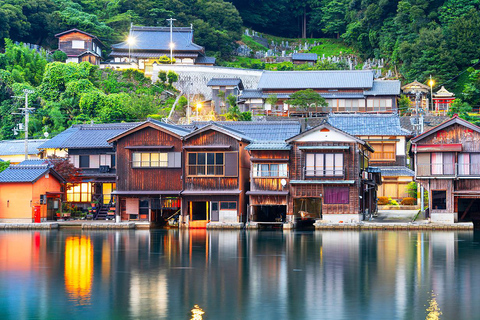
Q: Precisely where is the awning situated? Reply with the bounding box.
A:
[112,190,182,195]
[125,145,174,150]
[250,157,289,162]
[181,190,241,195]
[298,146,350,150]
[414,144,462,152]
[246,191,289,196]
[290,180,355,185]
[183,145,231,150]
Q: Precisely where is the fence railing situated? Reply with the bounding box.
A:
[303,166,346,179]
[417,163,480,177]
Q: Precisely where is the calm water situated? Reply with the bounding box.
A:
[0,229,479,320]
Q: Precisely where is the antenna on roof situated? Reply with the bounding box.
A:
[90,119,94,126]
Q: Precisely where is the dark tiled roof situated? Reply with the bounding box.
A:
[148,119,193,137]
[192,121,301,142]
[327,114,412,136]
[364,80,401,96]
[292,53,318,61]
[399,115,450,133]
[239,89,263,99]
[0,139,48,156]
[0,164,50,183]
[240,91,363,100]
[111,26,204,52]
[207,78,243,87]
[195,56,216,64]
[39,123,141,149]
[257,70,374,90]
[378,166,415,177]
[18,159,49,165]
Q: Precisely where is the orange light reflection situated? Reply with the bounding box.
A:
[64,236,93,305]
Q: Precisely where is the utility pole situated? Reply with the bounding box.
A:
[12,89,35,160]
[414,91,425,215]
[166,17,176,64]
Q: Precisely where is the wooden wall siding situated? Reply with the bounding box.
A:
[290,141,358,181]
[251,178,287,191]
[250,150,290,160]
[116,126,183,191]
[58,33,94,55]
[417,123,480,152]
[184,177,238,190]
[184,130,240,151]
[264,89,364,94]
[426,179,454,213]
[456,179,480,191]
[250,195,287,206]
[287,184,360,215]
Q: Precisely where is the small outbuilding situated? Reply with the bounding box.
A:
[0,164,64,222]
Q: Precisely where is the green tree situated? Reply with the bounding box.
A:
[158,70,167,84]
[0,160,10,172]
[167,70,178,86]
[447,98,472,120]
[51,50,67,62]
[287,89,327,115]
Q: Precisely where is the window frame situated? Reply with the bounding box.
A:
[305,153,344,177]
[131,152,177,168]
[253,163,288,178]
[66,182,92,203]
[369,141,396,161]
[187,152,230,177]
[431,190,447,210]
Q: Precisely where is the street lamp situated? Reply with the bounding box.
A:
[196,102,202,120]
[428,75,434,112]
[169,42,175,64]
[127,36,136,62]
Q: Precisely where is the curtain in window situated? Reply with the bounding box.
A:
[306,154,315,176]
[443,153,455,175]
[324,187,349,204]
[431,153,443,174]
[334,154,343,176]
[458,153,470,175]
[471,154,480,175]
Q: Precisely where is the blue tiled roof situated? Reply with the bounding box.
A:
[18,159,49,165]
[257,70,374,90]
[292,53,318,61]
[207,78,242,87]
[195,56,216,64]
[0,139,48,156]
[327,114,412,136]
[111,26,204,52]
[245,142,291,150]
[378,166,414,177]
[38,123,141,149]
[0,164,50,183]
[364,80,401,96]
[193,121,301,142]
[149,119,192,137]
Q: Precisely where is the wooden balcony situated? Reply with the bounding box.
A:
[417,163,480,178]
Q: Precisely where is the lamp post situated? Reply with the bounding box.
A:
[196,102,202,120]
[169,42,175,64]
[126,36,135,63]
[428,75,434,112]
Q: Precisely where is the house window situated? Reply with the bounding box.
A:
[367,99,393,111]
[188,152,225,176]
[305,153,344,177]
[72,40,85,49]
[220,202,237,210]
[132,152,180,168]
[459,153,480,175]
[370,142,396,161]
[66,182,92,203]
[253,163,288,177]
[79,155,90,168]
[432,190,447,210]
[100,154,112,167]
[431,152,454,175]
[324,187,349,204]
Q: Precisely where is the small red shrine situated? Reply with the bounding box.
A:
[433,86,455,115]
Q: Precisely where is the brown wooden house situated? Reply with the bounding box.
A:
[411,116,480,223]
[245,142,291,224]
[181,124,251,228]
[286,122,378,223]
[55,29,104,65]
[107,120,190,223]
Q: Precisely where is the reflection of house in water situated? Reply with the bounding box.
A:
[64,236,93,306]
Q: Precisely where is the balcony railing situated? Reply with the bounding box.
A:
[303,166,346,179]
[417,163,480,177]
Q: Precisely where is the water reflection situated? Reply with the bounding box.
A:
[0,230,479,319]
[64,236,93,306]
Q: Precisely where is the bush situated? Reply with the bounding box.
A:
[401,197,417,205]
[51,50,67,62]
[389,198,400,206]
[377,196,389,205]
